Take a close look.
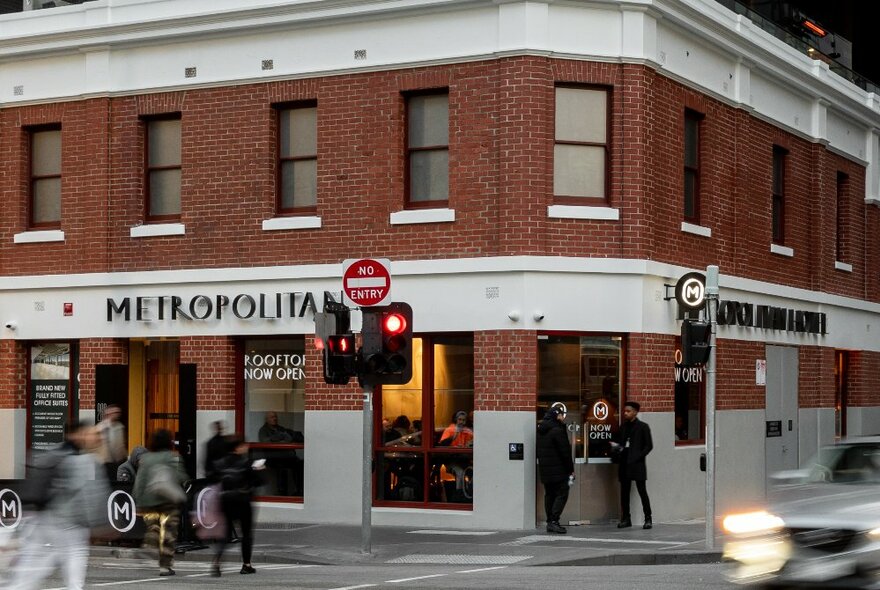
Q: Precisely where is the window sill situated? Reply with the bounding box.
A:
[130,223,185,238]
[681,222,711,238]
[14,229,65,244]
[262,216,321,231]
[675,441,706,448]
[390,208,455,225]
[834,261,853,272]
[547,205,620,221]
[770,243,794,257]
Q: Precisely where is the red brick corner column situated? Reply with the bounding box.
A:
[0,340,28,410]
[625,333,675,412]
[180,337,236,410]
[474,330,536,411]
[305,344,361,411]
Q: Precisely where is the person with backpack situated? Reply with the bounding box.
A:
[536,404,574,534]
[8,420,109,590]
[133,429,188,577]
[210,434,263,577]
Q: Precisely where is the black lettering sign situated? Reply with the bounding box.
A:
[766,420,782,438]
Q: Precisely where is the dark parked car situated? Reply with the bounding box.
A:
[723,437,880,588]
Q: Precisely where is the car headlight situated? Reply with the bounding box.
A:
[723,511,785,535]
[868,527,880,540]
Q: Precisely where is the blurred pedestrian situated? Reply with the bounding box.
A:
[204,420,228,481]
[8,420,109,590]
[96,405,127,482]
[536,404,573,534]
[211,434,263,577]
[613,401,653,529]
[116,446,148,483]
[133,429,188,576]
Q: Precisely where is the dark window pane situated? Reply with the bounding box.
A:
[772,195,784,243]
[428,453,473,503]
[376,451,424,502]
[148,169,181,216]
[32,177,61,224]
[684,170,697,219]
[249,447,304,498]
[772,150,785,195]
[409,149,448,201]
[684,116,699,167]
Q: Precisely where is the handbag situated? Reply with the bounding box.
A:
[146,463,186,504]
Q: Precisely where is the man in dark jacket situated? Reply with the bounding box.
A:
[536,405,574,534]
[614,401,653,529]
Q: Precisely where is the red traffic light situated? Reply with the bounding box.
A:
[383,313,407,336]
[327,334,354,354]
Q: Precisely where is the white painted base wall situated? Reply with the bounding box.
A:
[847,407,880,437]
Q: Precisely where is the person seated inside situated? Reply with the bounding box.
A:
[438,410,474,447]
[257,411,304,496]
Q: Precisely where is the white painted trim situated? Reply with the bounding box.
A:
[770,243,794,257]
[262,216,321,231]
[390,208,455,225]
[13,230,64,244]
[130,223,186,238]
[547,205,620,220]
[834,261,853,272]
[680,222,712,238]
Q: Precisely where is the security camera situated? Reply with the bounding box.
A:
[533,312,545,322]
[5,321,17,330]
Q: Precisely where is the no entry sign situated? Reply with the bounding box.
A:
[342,258,391,307]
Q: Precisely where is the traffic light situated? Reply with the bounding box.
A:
[325,333,356,385]
[360,302,413,385]
[316,302,356,385]
[681,319,712,366]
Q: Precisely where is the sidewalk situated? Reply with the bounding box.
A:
[96,520,724,568]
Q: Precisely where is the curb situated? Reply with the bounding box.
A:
[552,551,724,567]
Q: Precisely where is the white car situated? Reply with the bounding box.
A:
[723,438,880,589]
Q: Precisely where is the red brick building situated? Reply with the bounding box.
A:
[0,0,878,529]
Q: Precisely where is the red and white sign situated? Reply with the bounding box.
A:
[342,258,391,307]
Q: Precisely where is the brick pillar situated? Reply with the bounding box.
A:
[79,338,129,410]
[180,337,236,410]
[799,346,836,408]
[625,333,675,412]
[474,330,536,411]
[0,340,28,409]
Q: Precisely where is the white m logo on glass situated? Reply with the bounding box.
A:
[107,490,136,533]
[0,489,22,529]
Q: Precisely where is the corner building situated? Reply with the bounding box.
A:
[1,0,879,529]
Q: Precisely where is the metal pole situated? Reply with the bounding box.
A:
[361,384,373,554]
[705,265,719,550]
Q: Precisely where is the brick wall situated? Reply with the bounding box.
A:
[0,57,874,306]
[625,333,675,412]
[0,340,27,409]
[78,338,129,410]
[474,330,536,411]
[849,350,880,407]
[180,337,236,410]
[715,339,766,410]
[799,345,836,408]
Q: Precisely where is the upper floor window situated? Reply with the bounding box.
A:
[684,109,703,223]
[836,171,848,262]
[772,146,787,244]
[277,104,317,214]
[29,125,62,229]
[554,86,608,201]
[145,116,181,222]
[406,91,448,207]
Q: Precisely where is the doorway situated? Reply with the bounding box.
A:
[765,345,799,492]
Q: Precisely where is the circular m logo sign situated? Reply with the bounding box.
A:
[107,490,136,533]
[0,488,22,529]
[592,401,610,421]
[675,272,706,310]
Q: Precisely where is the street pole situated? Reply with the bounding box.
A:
[705,265,719,550]
[361,383,373,555]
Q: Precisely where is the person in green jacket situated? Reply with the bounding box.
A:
[133,429,189,577]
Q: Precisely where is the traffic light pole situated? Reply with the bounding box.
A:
[361,383,373,555]
[705,265,719,550]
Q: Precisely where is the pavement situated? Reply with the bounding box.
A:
[94,519,725,568]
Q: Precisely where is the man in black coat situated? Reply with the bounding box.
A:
[536,405,574,534]
[614,401,653,529]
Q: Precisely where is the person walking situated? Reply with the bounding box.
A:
[95,405,127,482]
[8,421,109,590]
[211,434,263,577]
[116,446,148,483]
[613,401,653,529]
[536,404,573,534]
[204,420,228,481]
[133,429,188,576]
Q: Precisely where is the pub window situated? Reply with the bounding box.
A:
[537,334,623,461]
[684,109,703,223]
[834,350,849,438]
[406,91,449,207]
[375,334,474,506]
[144,115,182,222]
[241,337,305,500]
[277,103,317,214]
[771,146,787,245]
[553,86,608,201]
[29,125,62,229]
[674,338,705,444]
